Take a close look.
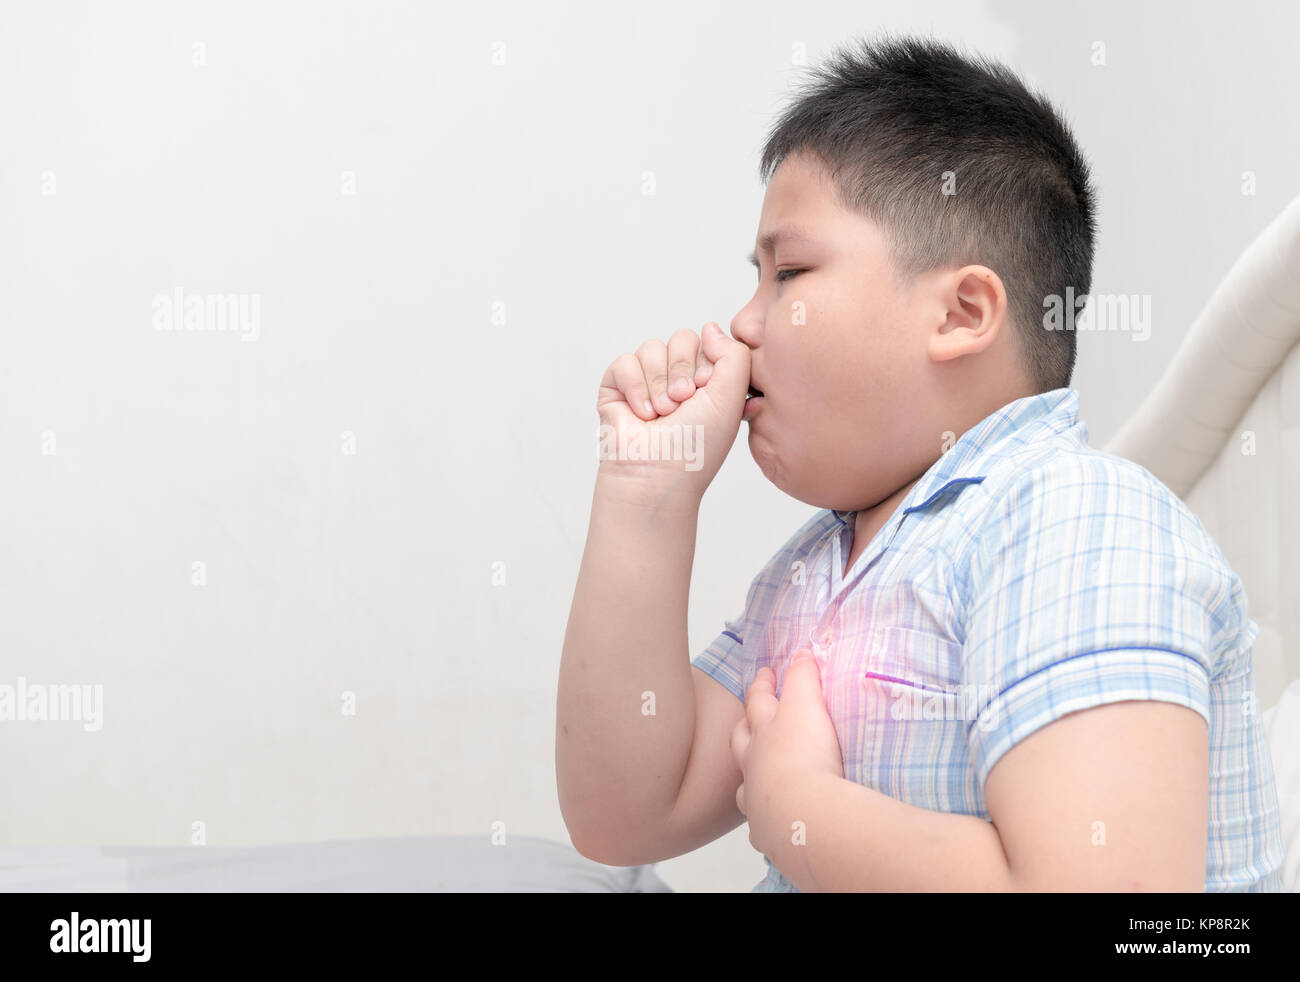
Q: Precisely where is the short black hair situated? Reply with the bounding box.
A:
[759,34,1096,393]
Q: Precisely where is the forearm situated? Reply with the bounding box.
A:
[556,467,702,852]
[766,772,1016,892]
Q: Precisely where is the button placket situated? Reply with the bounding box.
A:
[837,514,907,605]
[810,624,834,670]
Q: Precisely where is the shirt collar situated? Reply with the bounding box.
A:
[831,387,1081,525]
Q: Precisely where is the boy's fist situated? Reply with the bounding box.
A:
[596,322,751,495]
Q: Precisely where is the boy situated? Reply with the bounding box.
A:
[556,35,1286,892]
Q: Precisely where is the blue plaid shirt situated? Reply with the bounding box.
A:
[693,387,1286,892]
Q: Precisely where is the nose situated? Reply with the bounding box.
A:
[730,296,763,350]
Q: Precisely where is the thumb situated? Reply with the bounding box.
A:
[699,322,751,407]
[781,649,825,704]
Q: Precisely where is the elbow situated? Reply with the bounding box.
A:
[558,795,624,867]
[562,809,657,868]
[558,774,671,867]
[566,823,635,867]
[571,831,618,867]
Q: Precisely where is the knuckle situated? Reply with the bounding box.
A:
[668,327,699,349]
[615,354,646,380]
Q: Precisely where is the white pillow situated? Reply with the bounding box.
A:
[1262,679,1300,892]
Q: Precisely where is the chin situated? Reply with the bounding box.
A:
[748,431,871,511]
[746,435,830,509]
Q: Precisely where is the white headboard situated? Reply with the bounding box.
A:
[1105,194,1300,711]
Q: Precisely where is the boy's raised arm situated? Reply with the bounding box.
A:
[556,323,750,864]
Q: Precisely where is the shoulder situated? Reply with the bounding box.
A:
[971,442,1223,562]
[961,443,1250,660]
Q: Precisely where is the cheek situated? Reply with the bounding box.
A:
[765,291,880,415]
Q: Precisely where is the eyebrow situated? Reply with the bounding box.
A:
[746,224,815,271]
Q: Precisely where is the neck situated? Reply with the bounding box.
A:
[851,474,923,551]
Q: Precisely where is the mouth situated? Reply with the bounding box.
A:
[746,383,765,401]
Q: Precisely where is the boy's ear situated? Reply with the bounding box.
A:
[929,265,1009,362]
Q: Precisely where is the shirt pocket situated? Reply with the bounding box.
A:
[864,625,964,691]
[851,625,970,726]
[814,620,950,699]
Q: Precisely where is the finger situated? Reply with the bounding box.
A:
[694,337,714,387]
[698,322,750,408]
[635,338,676,416]
[599,353,656,421]
[780,649,825,708]
[745,666,779,730]
[666,328,700,403]
[735,781,746,816]
[729,714,751,773]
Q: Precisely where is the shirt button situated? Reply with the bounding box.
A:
[818,629,833,647]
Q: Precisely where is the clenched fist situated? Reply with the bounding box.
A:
[596,322,752,497]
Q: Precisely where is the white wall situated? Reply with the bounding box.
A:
[2,0,1296,892]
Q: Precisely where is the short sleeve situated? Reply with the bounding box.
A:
[962,453,1237,790]
[691,606,750,702]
